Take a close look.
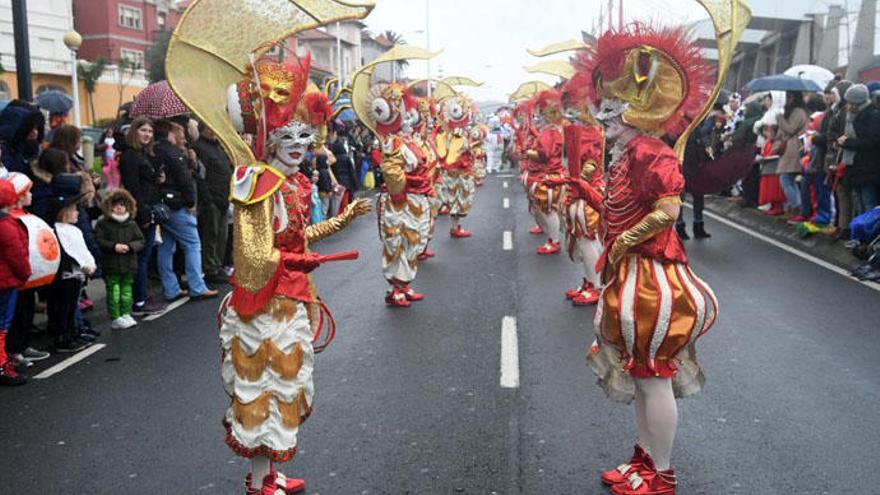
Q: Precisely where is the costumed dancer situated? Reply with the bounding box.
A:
[570,17,746,492]
[435,94,476,238]
[470,122,488,186]
[559,77,605,306]
[351,47,439,308]
[412,94,440,261]
[525,90,568,255]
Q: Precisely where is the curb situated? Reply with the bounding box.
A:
[698,196,860,271]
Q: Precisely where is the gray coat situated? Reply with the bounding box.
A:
[776,107,808,174]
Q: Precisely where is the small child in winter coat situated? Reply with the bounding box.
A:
[0,179,32,385]
[94,189,144,330]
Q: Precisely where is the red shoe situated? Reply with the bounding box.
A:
[385,288,411,308]
[536,241,560,255]
[602,444,649,486]
[274,472,306,494]
[423,248,435,258]
[439,206,450,215]
[786,215,808,225]
[450,226,472,238]
[402,285,424,302]
[529,225,544,235]
[764,206,783,216]
[566,278,589,299]
[611,461,676,495]
[572,286,600,305]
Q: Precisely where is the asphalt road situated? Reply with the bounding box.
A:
[2,175,879,495]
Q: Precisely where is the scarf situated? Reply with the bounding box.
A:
[842,102,869,165]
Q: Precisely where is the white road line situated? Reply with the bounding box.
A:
[503,197,510,209]
[503,230,513,250]
[503,181,509,189]
[33,344,106,380]
[500,316,519,388]
[496,174,516,178]
[696,207,880,294]
[143,297,190,321]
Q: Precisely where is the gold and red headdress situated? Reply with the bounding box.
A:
[574,24,713,138]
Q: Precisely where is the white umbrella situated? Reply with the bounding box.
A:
[784,65,835,92]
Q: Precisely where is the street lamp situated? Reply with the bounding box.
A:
[62,30,82,127]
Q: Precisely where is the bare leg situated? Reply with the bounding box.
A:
[251,455,272,484]
[535,209,560,243]
[633,377,677,470]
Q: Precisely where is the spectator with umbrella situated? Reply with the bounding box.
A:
[0,101,45,174]
[775,91,809,218]
[192,122,232,284]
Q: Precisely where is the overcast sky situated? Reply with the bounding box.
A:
[362,0,839,102]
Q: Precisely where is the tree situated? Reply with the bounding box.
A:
[116,57,139,119]
[78,58,108,125]
[382,30,408,80]
[147,30,172,83]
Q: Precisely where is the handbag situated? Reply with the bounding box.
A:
[151,203,172,224]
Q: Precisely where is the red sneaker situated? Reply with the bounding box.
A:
[529,225,544,235]
[439,206,450,215]
[611,463,676,495]
[274,472,306,494]
[602,444,649,486]
[566,278,589,299]
[385,288,412,308]
[536,241,560,255]
[786,215,808,225]
[423,248,435,258]
[450,226,472,238]
[573,286,600,305]
[402,285,424,302]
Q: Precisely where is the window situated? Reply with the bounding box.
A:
[0,81,10,100]
[118,5,143,30]
[157,12,167,30]
[36,84,66,95]
[120,48,144,69]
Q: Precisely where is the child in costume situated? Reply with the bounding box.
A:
[0,179,31,385]
[94,189,145,330]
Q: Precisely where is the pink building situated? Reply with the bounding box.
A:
[72,0,184,68]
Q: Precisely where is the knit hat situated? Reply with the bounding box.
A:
[867,80,880,95]
[0,180,16,207]
[844,84,870,105]
[5,172,32,198]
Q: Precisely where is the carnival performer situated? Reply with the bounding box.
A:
[470,123,488,186]
[220,55,371,494]
[435,95,476,238]
[412,95,439,261]
[484,116,506,174]
[571,25,719,495]
[525,90,568,255]
[559,76,604,305]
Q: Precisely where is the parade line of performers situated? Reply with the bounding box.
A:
[155,0,744,493]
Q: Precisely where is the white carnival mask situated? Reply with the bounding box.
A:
[268,120,317,167]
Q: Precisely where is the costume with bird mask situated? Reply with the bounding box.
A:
[434,95,476,237]
[164,1,374,492]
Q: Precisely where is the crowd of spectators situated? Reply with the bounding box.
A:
[0,97,384,386]
[676,78,880,265]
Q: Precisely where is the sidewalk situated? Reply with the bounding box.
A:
[699,195,861,271]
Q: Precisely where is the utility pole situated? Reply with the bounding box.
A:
[12,0,33,101]
[608,0,614,31]
[426,0,431,97]
[618,0,624,31]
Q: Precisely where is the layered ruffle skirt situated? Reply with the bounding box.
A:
[437,169,475,216]
[587,254,718,403]
[377,192,430,283]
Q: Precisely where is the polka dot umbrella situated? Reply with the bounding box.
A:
[129,80,189,119]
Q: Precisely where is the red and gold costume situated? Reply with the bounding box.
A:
[565,5,752,490]
[434,95,476,238]
[412,95,440,261]
[470,123,489,185]
[525,90,568,254]
[165,2,374,492]
[350,47,440,307]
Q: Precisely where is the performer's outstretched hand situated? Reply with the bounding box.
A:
[347,198,372,217]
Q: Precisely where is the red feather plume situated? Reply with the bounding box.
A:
[573,23,714,137]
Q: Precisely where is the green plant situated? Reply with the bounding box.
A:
[78,58,108,125]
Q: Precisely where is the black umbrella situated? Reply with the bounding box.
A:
[35,89,74,114]
[743,74,823,93]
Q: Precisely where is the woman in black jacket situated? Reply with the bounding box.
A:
[118,117,166,315]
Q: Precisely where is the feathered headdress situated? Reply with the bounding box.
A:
[574,24,713,138]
